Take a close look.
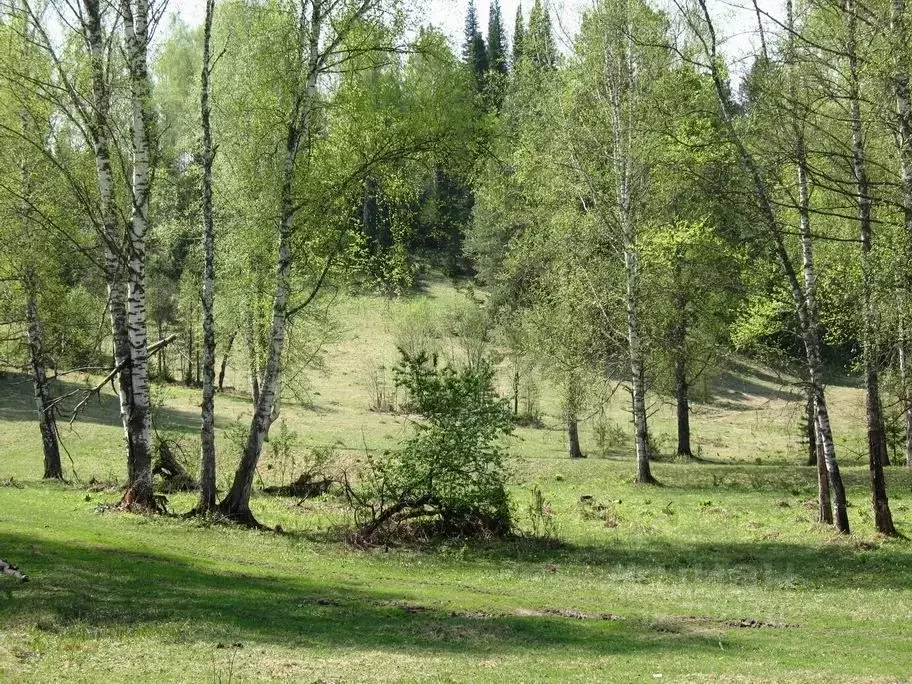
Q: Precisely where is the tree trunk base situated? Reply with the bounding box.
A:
[214,503,266,530]
[118,484,167,514]
[634,473,661,485]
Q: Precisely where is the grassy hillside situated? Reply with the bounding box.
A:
[1,274,910,682]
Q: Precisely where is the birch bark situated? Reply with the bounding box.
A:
[891,0,912,470]
[198,0,218,514]
[696,0,849,531]
[120,0,156,508]
[844,0,895,534]
[83,0,136,477]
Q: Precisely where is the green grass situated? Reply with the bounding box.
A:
[1,273,911,681]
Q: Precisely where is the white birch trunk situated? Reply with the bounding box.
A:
[782,0,849,531]
[610,6,654,484]
[198,0,218,513]
[219,1,324,521]
[891,0,912,470]
[121,0,155,507]
[82,0,136,476]
[844,0,895,534]
[697,0,849,531]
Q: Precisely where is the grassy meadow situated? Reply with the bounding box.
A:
[1,275,911,682]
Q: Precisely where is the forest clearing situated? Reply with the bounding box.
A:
[3,0,912,680]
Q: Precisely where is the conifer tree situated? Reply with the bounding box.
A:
[527,0,556,69]
[487,0,508,75]
[463,0,488,89]
[512,3,525,66]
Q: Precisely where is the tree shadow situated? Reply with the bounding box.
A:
[693,359,811,412]
[460,533,912,593]
[0,531,724,657]
[0,371,199,435]
[652,462,912,494]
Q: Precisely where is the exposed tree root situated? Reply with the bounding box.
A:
[117,484,169,514]
[214,505,267,530]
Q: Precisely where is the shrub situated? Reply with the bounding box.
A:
[363,360,396,412]
[394,300,439,360]
[592,409,626,456]
[346,350,514,540]
[527,486,557,538]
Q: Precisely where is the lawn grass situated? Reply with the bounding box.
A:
[1,273,911,682]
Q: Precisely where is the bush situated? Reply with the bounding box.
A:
[363,360,397,412]
[394,300,439,360]
[592,409,626,456]
[346,350,514,541]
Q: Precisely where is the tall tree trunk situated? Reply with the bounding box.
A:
[219,1,323,523]
[25,272,61,480]
[697,0,849,531]
[14,29,62,481]
[805,391,817,466]
[512,368,520,416]
[796,96,847,532]
[566,415,583,459]
[120,0,156,509]
[891,0,912,471]
[565,375,584,459]
[901,321,912,469]
[625,249,652,482]
[845,0,895,534]
[218,329,236,392]
[814,404,833,525]
[675,359,692,458]
[198,0,218,515]
[609,22,654,484]
[83,0,136,483]
[672,286,692,458]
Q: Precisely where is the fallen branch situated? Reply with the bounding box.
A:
[0,558,27,582]
[48,334,179,424]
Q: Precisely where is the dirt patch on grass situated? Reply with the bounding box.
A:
[651,615,799,633]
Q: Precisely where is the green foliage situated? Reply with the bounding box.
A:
[526,0,556,70]
[526,485,557,538]
[463,0,489,91]
[348,349,514,538]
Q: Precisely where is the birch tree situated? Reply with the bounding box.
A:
[840,0,895,534]
[680,0,851,532]
[215,0,467,523]
[890,0,912,470]
[0,2,62,479]
[197,0,217,514]
[117,0,157,508]
[565,0,669,483]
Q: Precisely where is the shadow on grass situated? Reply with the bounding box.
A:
[0,531,722,657]
[644,461,912,494]
[454,533,912,593]
[0,371,199,435]
[706,363,802,410]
